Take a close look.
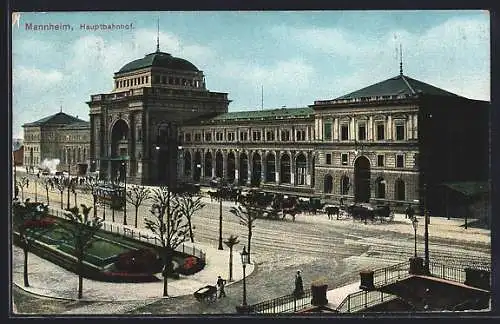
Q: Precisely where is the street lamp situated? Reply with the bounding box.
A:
[412,216,418,257]
[66,165,71,210]
[218,181,224,250]
[236,246,250,313]
[121,160,127,226]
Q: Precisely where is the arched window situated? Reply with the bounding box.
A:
[265,153,275,182]
[295,153,306,185]
[184,151,192,176]
[324,174,333,193]
[395,178,405,201]
[280,154,291,184]
[340,175,350,195]
[375,177,386,199]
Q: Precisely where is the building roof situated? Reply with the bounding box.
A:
[117,50,199,74]
[60,121,90,130]
[201,107,314,123]
[22,112,87,127]
[335,74,460,100]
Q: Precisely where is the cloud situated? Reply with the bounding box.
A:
[271,16,490,101]
[13,66,64,89]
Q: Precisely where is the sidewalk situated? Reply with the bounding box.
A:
[12,220,254,302]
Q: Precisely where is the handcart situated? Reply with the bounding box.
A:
[194,285,218,303]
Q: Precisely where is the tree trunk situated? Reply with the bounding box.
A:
[162,248,173,297]
[134,206,139,228]
[23,245,29,287]
[60,193,63,209]
[46,189,50,205]
[229,247,233,281]
[74,193,77,209]
[77,256,83,299]
[188,218,194,243]
[93,196,97,218]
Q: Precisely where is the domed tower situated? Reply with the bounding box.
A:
[87,46,230,185]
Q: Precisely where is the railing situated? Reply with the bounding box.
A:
[373,261,411,287]
[249,289,313,314]
[428,262,466,284]
[335,290,398,313]
[46,207,206,261]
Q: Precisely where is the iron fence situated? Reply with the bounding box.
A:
[46,206,206,261]
[428,262,466,283]
[249,289,313,314]
[373,261,410,287]
[335,290,398,313]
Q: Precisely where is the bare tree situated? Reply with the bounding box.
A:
[229,194,263,264]
[12,198,52,287]
[176,192,205,243]
[84,177,100,219]
[42,178,52,205]
[223,234,240,281]
[126,185,151,228]
[60,204,103,299]
[56,182,65,209]
[144,186,189,297]
[16,176,29,201]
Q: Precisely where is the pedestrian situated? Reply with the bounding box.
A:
[339,197,344,206]
[405,204,415,219]
[294,270,304,297]
[216,275,227,298]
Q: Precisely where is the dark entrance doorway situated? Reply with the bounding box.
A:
[354,156,371,203]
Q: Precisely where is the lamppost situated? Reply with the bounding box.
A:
[218,181,224,250]
[66,165,71,210]
[236,246,250,314]
[121,160,127,225]
[412,216,418,257]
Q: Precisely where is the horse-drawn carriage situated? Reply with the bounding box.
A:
[345,203,394,223]
[194,285,218,303]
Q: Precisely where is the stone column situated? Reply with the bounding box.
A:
[235,151,240,183]
[275,150,280,183]
[261,150,266,182]
[350,116,355,140]
[211,149,216,178]
[305,152,311,186]
[413,114,418,139]
[408,114,413,140]
[387,115,392,140]
[333,118,339,140]
[222,150,228,179]
[368,115,374,141]
[200,150,205,178]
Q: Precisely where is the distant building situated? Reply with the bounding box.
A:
[22,112,90,173]
[84,46,490,216]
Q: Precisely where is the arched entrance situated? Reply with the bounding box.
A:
[265,153,275,182]
[354,156,371,203]
[280,153,291,184]
[184,151,192,177]
[340,175,350,195]
[215,151,223,178]
[251,153,261,186]
[239,153,248,186]
[204,152,213,179]
[324,174,333,193]
[227,152,236,183]
[111,119,129,182]
[193,151,201,182]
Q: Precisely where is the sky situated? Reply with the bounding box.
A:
[11,10,490,139]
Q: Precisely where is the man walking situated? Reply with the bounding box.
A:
[294,270,304,297]
[405,204,415,219]
[217,275,227,298]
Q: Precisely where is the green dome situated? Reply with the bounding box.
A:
[118,51,199,73]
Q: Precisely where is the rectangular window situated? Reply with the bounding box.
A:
[281,130,290,141]
[324,122,332,141]
[227,132,235,141]
[341,153,348,166]
[185,133,192,142]
[194,133,202,142]
[266,131,275,141]
[396,154,404,168]
[395,122,405,140]
[377,154,384,167]
[377,123,385,140]
[205,133,212,142]
[252,131,261,141]
[216,132,224,141]
[358,124,366,140]
[341,124,349,141]
[326,153,332,165]
[240,131,248,141]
